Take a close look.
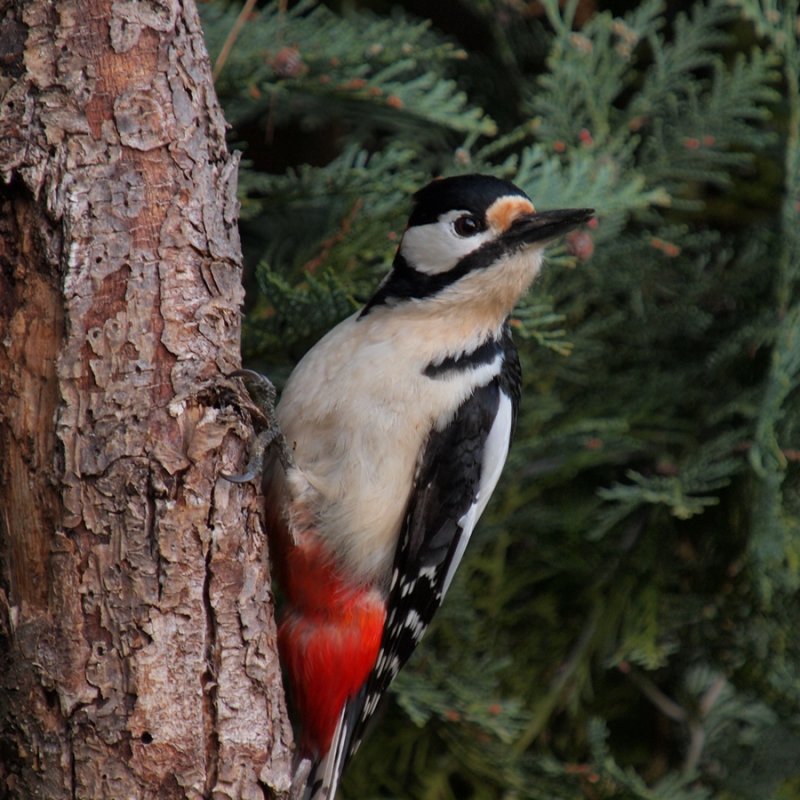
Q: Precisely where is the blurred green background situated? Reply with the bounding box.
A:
[200,1,800,797]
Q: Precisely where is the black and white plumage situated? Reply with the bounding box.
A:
[315,327,521,791]
[357,325,521,734]
[260,174,593,800]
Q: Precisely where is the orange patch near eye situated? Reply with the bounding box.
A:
[486,196,535,232]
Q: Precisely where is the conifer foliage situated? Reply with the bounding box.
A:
[201,1,800,797]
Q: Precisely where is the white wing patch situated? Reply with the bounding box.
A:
[440,391,513,598]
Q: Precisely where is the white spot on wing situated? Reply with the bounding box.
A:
[403,609,426,642]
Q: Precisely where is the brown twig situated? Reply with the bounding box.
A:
[213,0,259,81]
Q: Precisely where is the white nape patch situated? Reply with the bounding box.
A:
[440,392,513,598]
[400,210,493,275]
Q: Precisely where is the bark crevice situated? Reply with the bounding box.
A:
[202,520,221,799]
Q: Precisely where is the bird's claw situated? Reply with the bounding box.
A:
[230,368,278,422]
[221,426,280,482]
[223,369,294,482]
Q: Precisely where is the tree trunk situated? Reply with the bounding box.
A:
[0,1,294,797]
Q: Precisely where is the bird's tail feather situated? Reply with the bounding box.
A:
[302,707,350,800]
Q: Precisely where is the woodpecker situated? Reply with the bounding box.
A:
[251,174,592,799]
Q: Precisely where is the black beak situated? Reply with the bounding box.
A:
[503,208,594,247]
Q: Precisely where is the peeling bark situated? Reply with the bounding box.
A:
[0,1,294,797]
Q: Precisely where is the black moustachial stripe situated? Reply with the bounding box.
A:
[359,234,516,316]
[358,254,445,317]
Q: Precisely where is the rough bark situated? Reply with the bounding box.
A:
[0,1,294,797]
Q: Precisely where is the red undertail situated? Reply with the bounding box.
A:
[277,535,386,757]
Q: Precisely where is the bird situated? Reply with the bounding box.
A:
[239,174,593,799]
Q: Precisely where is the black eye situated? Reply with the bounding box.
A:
[453,215,482,237]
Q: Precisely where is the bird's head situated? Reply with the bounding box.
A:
[363,174,593,323]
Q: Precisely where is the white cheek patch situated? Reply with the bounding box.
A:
[400,211,493,275]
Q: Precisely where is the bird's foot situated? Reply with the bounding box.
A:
[222,369,294,482]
